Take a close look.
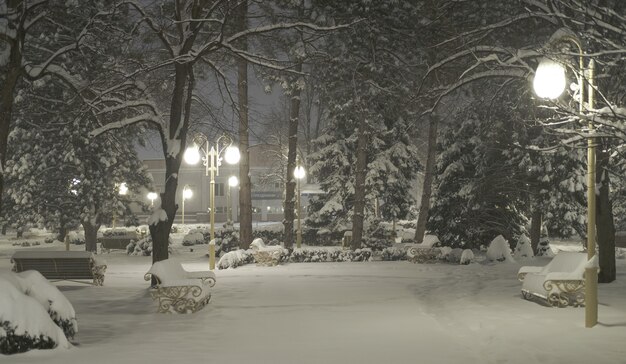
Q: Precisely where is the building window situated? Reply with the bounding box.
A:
[215,183,224,196]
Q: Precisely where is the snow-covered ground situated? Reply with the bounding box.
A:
[1,229,626,364]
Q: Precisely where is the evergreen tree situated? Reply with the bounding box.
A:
[306,1,422,246]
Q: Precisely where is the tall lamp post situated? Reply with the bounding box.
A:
[227,176,239,224]
[532,29,598,328]
[294,165,306,249]
[181,185,193,225]
[184,134,240,270]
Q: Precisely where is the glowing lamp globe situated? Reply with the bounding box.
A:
[118,182,128,195]
[147,192,158,201]
[533,58,566,99]
[228,175,239,187]
[294,166,306,180]
[183,188,193,200]
[224,146,241,165]
[184,144,201,165]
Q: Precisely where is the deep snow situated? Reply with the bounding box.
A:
[1,228,626,364]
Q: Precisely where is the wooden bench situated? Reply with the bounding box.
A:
[99,233,138,253]
[11,251,107,286]
[517,252,588,307]
[250,238,283,266]
[144,259,216,314]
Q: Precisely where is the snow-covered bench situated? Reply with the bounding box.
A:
[11,251,107,286]
[250,238,284,266]
[517,252,588,307]
[407,235,441,263]
[144,259,216,314]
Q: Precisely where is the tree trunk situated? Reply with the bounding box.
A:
[283,66,303,250]
[236,1,253,249]
[529,207,542,254]
[351,121,368,250]
[149,60,194,271]
[415,114,438,243]
[596,146,616,283]
[82,220,100,253]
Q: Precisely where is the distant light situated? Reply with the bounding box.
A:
[267,206,271,211]
[224,146,241,165]
[294,165,306,179]
[228,175,239,187]
[533,58,566,99]
[184,144,201,165]
[147,192,158,201]
[119,182,128,195]
[183,186,193,200]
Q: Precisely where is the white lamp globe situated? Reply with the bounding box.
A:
[118,182,128,195]
[184,144,201,165]
[224,146,241,165]
[533,58,567,99]
[228,175,239,187]
[294,165,306,179]
[183,187,193,200]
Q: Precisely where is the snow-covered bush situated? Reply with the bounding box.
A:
[486,235,515,263]
[182,231,205,246]
[536,235,554,257]
[9,271,78,339]
[127,236,172,256]
[44,237,54,244]
[514,234,534,259]
[217,223,239,254]
[290,247,372,263]
[67,231,85,245]
[252,228,283,243]
[362,219,394,251]
[217,249,254,269]
[381,245,408,261]
[460,249,475,265]
[0,278,70,355]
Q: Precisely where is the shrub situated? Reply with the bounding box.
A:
[217,249,254,269]
[380,245,408,261]
[0,279,69,355]
[127,236,172,256]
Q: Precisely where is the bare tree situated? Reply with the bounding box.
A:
[88,1,348,265]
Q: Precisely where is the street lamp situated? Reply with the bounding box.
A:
[182,185,193,225]
[113,182,128,228]
[533,29,598,328]
[147,192,158,207]
[184,134,240,270]
[227,176,239,224]
[294,165,306,249]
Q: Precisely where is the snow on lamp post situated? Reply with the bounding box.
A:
[184,134,240,270]
[227,176,239,224]
[533,28,598,328]
[182,185,193,225]
[294,165,306,249]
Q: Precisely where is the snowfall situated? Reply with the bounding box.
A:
[1,225,626,364]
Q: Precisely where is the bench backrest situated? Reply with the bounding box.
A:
[542,252,587,275]
[147,259,187,284]
[12,251,95,280]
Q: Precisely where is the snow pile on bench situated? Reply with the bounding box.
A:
[518,252,589,307]
[145,259,215,314]
[250,238,286,266]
